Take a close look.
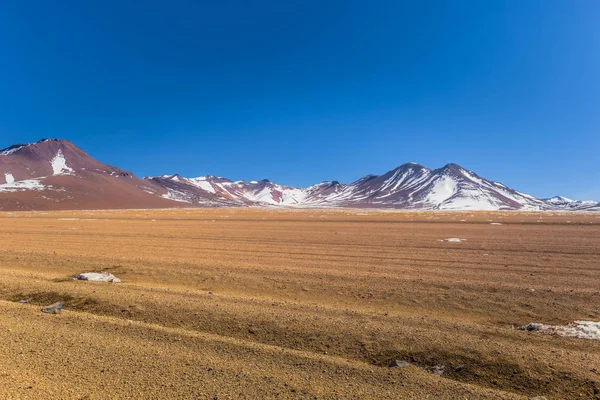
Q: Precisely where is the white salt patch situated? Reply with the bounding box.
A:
[4,173,14,184]
[186,177,216,193]
[490,223,502,225]
[522,321,600,340]
[445,238,465,243]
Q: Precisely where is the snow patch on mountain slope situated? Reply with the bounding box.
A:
[51,150,74,175]
[0,179,46,192]
[425,176,457,204]
[281,188,310,204]
[439,190,503,210]
[185,177,216,194]
[0,145,27,156]
[161,188,192,203]
[4,173,15,184]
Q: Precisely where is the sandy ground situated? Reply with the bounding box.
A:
[0,208,599,399]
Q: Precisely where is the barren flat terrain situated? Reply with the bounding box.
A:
[0,209,599,399]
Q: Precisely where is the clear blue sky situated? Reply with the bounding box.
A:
[1,1,598,199]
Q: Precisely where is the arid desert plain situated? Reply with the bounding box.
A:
[0,209,599,399]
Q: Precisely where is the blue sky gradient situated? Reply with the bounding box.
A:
[1,1,598,199]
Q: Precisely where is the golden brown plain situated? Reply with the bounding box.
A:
[0,209,599,399]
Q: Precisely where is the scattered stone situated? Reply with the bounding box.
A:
[18,298,32,304]
[522,323,542,331]
[454,365,465,372]
[528,397,548,400]
[388,360,410,368]
[41,302,63,314]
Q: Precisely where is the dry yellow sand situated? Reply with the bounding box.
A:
[0,208,598,399]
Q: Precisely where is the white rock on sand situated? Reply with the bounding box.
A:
[76,272,121,283]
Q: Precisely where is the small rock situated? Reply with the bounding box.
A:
[431,364,445,376]
[528,397,548,400]
[524,323,542,332]
[41,302,63,314]
[388,360,410,368]
[76,272,121,283]
[18,298,32,304]
[454,365,465,372]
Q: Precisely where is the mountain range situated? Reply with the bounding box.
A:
[0,138,597,211]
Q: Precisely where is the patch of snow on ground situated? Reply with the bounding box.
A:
[4,173,14,184]
[521,321,600,340]
[445,238,465,243]
[51,150,74,175]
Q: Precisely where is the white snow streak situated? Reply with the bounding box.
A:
[0,179,46,192]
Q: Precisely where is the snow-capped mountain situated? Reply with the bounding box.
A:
[145,175,310,206]
[0,139,183,210]
[145,163,549,210]
[543,196,600,211]
[0,138,596,211]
